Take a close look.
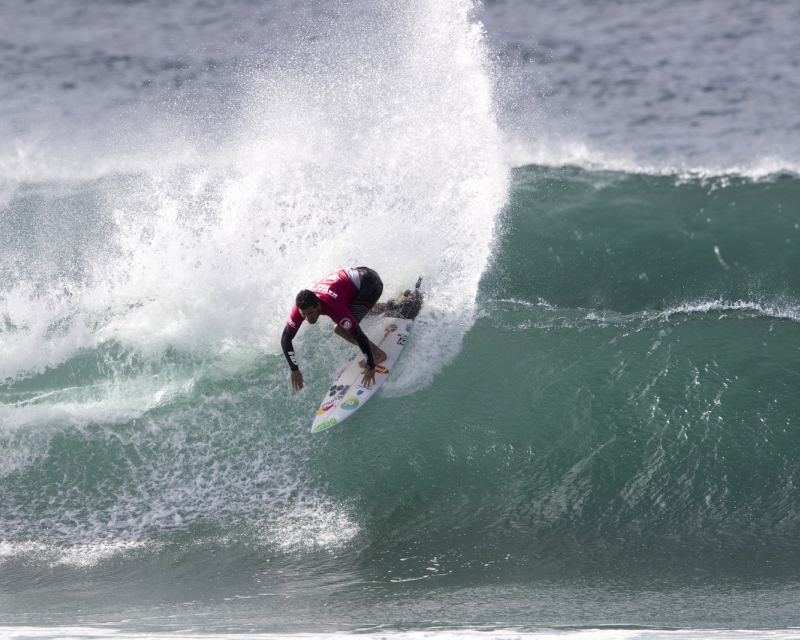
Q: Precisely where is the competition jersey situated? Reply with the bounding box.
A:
[286,269,361,337]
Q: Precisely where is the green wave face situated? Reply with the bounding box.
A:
[485,167,800,313]
[3,168,800,630]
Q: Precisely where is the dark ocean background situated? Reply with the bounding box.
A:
[2,0,800,637]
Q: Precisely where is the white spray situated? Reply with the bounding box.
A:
[2,0,509,402]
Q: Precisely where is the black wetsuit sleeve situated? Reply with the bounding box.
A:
[352,325,375,370]
[281,327,300,371]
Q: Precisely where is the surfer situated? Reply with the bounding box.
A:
[282,267,393,390]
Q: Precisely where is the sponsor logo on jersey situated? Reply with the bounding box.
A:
[341,318,352,330]
[287,319,297,328]
[312,284,338,298]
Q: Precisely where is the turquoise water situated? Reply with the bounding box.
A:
[3,0,800,636]
[3,167,800,633]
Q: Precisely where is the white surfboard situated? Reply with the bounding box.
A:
[311,278,423,433]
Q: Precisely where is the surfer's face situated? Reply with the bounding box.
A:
[299,304,321,324]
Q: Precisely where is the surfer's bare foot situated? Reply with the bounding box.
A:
[358,345,387,368]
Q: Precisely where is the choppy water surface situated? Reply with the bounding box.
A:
[2,0,800,637]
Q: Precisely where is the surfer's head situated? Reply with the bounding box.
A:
[296,289,321,323]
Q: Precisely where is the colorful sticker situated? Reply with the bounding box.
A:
[341,397,359,410]
[374,364,390,374]
[383,324,398,339]
[406,324,412,332]
[313,417,337,432]
[327,384,349,398]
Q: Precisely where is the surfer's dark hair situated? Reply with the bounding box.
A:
[296,289,320,309]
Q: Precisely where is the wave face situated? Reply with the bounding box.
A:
[476,167,800,572]
[3,0,800,634]
[4,160,800,627]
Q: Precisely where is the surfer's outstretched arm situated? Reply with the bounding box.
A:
[281,327,304,390]
[290,370,304,390]
[351,326,375,370]
[350,326,379,388]
[331,323,377,387]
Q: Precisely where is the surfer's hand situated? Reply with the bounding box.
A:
[361,367,376,388]
[291,370,304,390]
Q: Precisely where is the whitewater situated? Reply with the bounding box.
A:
[2,0,800,638]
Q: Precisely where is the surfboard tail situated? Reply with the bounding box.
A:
[387,275,424,320]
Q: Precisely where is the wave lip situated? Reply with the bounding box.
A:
[0,540,147,568]
[504,139,800,181]
[582,298,800,325]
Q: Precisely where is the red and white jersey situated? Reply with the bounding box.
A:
[286,269,361,337]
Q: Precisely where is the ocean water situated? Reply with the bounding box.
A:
[2,0,800,638]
